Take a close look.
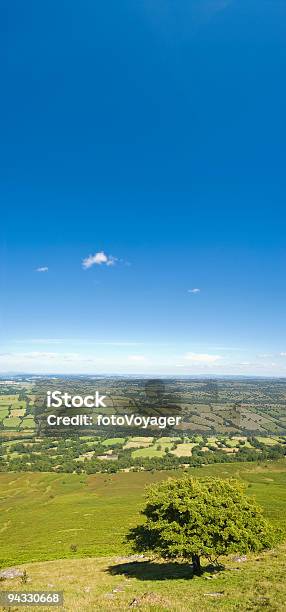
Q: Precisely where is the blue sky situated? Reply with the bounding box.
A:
[1,0,286,375]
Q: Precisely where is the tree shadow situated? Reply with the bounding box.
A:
[106,560,224,581]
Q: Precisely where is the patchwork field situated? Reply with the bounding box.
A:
[2,376,286,436]
[1,430,285,474]
[0,393,35,432]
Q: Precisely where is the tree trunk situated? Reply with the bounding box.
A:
[192,554,201,575]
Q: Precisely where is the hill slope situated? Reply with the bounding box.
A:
[1,461,286,568]
[1,545,286,611]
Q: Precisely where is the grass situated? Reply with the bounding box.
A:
[157,437,181,444]
[129,437,154,443]
[124,437,154,449]
[124,441,147,449]
[3,416,21,428]
[132,447,165,458]
[9,400,26,409]
[102,438,126,447]
[256,437,279,446]
[0,431,33,440]
[0,395,18,403]
[21,417,35,428]
[0,461,285,569]
[224,438,239,447]
[242,440,253,448]
[1,545,286,611]
[0,408,9,419]
[171,443,197,457]
[0,461,286,611]
[10,408,26,417]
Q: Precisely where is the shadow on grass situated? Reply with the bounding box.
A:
[106,560,224,581]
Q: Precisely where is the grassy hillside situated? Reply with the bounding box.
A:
[1,545,286,611]
[1,460,285,569]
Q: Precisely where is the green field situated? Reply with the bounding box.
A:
[0,395,19,403]
[102,437,126,447]
[2,416,21,428]
[171,442,197,457]
[2,545,285,611]
[21,416,36,428]
[1,460,285,569]
[132,446,165,458]
[256,437,279,446]
[0,461,286,611]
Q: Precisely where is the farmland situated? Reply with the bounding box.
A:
[1,431,285,474]
[1,376,286,437]
[1,376,286,474]
[0,389,35,432]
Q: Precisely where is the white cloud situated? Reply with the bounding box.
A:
[82,251,118,269]
[106,256,118,267]
[0,351,148,374]
[280,352,286,357]
[94,342,142,346]
[15,339,64,345]
[188,288,200,294]
[184,352,221,363]
[36,266,48,273]
[0,351,80,362]
[0,351,90,372]
[1,349,286,376]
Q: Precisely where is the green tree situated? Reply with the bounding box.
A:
[127,476,277,574]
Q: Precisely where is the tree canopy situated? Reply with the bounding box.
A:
[127,476,277,573]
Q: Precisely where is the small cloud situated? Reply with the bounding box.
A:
[188,288,200,294]
[106,256,118,267]
[82,251,118,269]
[127,355,146,362]
[280,352,286,357]
[184,352,221,363]
[36,266,48,273]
